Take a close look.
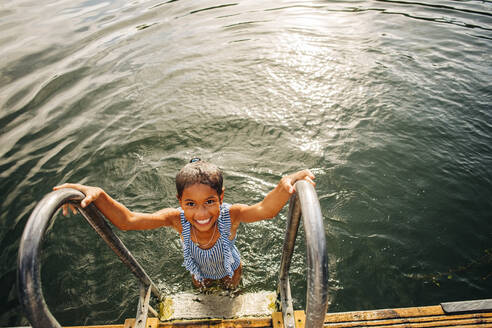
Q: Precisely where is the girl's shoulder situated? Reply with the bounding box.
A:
[168,207,183,234]
[228,203,248,225]
[223,203,241,240]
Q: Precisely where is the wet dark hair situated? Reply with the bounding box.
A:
[175,159,223,199]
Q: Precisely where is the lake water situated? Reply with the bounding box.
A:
[1,0,491,325]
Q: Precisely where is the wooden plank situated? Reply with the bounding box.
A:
[324,305,445,323]
[325,312,492,325]
[66,325,124,328]
[271,311,305,328]
[272,312,284,328]
[65,302,492,328]
[294,311,305,328]
[324,317,492,327]
[123,318,159,328]
[324,305,492,328]
[158,316,272,328]
[66,316,271,328]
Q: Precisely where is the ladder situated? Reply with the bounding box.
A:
[17,181,329,328]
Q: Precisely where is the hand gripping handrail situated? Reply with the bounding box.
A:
[17,188,162,328]
[277,180,329,328]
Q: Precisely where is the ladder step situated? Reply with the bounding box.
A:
[160,291,277,321]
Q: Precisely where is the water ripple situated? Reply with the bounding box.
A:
[1,0,491,325]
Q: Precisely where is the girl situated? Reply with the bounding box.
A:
[55,159,315,289]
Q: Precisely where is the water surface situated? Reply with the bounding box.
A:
[1,0,491,325]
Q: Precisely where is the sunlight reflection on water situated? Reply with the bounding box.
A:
[1,0,491,325]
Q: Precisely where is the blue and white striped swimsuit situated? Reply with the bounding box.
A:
[180,203,241,282]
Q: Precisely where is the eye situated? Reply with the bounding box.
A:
[185,201,195,207]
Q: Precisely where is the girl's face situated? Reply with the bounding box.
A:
[178,183,224,232]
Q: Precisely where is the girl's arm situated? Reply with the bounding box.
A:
[53,183,181,231]
[230,170,315,223]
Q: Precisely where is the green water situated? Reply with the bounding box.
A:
[1,0,491,325]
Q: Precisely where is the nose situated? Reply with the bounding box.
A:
[195,205,208,219]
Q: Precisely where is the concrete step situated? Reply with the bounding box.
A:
[159,291,277,321]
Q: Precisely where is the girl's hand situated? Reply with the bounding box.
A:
[53,183,103,216]
[280,169,316,194]
[231,169,316,223]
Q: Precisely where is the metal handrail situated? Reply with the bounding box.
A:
[17,188,162,328]
[277,180,329,328]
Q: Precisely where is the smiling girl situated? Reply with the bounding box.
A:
[55,159,315,289]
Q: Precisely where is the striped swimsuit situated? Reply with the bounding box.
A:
[180,203,241,282]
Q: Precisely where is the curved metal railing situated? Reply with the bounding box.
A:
[18,182,328,327]
[17,188,161,328]
[277,180,329,328]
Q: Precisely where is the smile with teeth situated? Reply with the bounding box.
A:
[195,217,212,225]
